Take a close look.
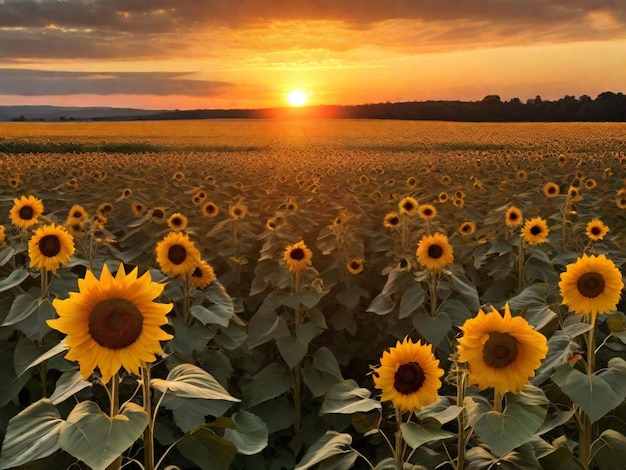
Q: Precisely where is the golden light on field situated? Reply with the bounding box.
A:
[286,90,308,107]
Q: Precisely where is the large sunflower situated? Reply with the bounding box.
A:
[372,337,443,412]
[190,260,216,289]
[48,263,173,384]
[9,195,44,230]
[504,206,523,227]
[28,223,75,273]
[283,240,313,274]
[457,303,548,394]
[520,217,549,245]
[586,219,609,241]
[398,196,419,216]
[558,254,623,322]
[416,232,454,272]
[155,232,202,277]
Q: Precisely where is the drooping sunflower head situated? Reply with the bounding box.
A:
[9,195,45,230]
[131,202,147,216]
[567,186,581,203]
[371,337,444,412]
[190,260,216,289]
[418,204,437,221]
[229,203,247,220]
[266,216,283,231]
[202,201,220,218]
[504,206,523,227]
[398,196,419,216]
[155,232,202,277]
[457,303,548,394]
[543,182,560,198]
[48,263,173,383]
[283,240,313,275]
[416,232,454,272]
[586,219,609,241]
[167,212,188,231]
[458,221,476,236]
[521,217,549,245]
[347,258,364,275]
[558,254,624,321]
[28,223,75,274]
[383,211,401,229]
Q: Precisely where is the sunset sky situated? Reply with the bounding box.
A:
[1,0,625,110]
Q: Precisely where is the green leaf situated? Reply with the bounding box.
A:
[16,338,69,377]
[151,363,240,402]
[160,394,233,433]
[1,292,39,326]
[176,427,238,470]
[412,311,452,347]
[241,362,291,407]
[222,411,268,455]
[320,380,381,414]
[351,410,381,435]
[591,430,626,470]
[0,268,28,293]
[59,401,149,470]
[190,282,234,327]
[400,421,456,449]
[276,333,308,369]
[367,292,395,315]
[415,397,463,425]
[449,273,480,311]
[532,331,579,386]
[49,370,92,405]
[399,282,425,319]
[0,399,64,469]
[465,385,548,456]
[295,431,354,470]
[552,358,626,423]
[0,341,32,407]
[303,347,344,397]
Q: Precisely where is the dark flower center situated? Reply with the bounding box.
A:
[152,209,164,219]
[171,217,182,226]
[39,235,62,257]
[462,224,471,233]
[403,201,415,211]
[88,298,143,349]
[423,209,432,216]
[168,245,187,265]
[483,332,518,368]
[548,186,556,194]
[350,261,361,270]
[427,244,444,259]
[590,227,601,236]
[530,225,542,235]
[205,205,216,214]
[577,272,605,298]
[192,266,203,278]
[290,248,305,260]
[394,362,426,394]
[509,212,519,220]
[19,205,34,220]
[389,216,399,225]
[233,208,242,216]
[72,210,83,218]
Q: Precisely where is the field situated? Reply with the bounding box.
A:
[1,119,626,470]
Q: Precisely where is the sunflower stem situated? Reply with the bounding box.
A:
[181,274,191,326]
[493,389,503,413]
[429,272,438,317]
[401,214,409,252]
[580,322,596,468]
[142,365,155,470]
[456,370,468,470]
[106,374,122,470]
[394,407,405,467]
[517,238,525,292]
[293,273,304,434]
[40,267,48,298]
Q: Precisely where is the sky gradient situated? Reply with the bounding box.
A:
[1,0,625,110]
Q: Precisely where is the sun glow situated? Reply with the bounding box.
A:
[287,90,308,107]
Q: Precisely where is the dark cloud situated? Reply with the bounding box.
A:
[0,69,234,96]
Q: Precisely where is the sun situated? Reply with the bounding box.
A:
[287,90,308,107]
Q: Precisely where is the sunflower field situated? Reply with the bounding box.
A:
[0,119,625,470]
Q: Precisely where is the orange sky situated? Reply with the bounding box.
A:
[1,1,625,110]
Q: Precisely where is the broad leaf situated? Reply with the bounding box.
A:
[222,411,268,455]
[176,426,238,470]
[59,401,149,470]
[151,363,240,402]
[0,268,28,293]
[241,362,291,407]
[0,399,64,469]
[49,370,92,405]
[591,430,626,470]
[401,421,455,449]
[320,380,381,414]
[399,282,425,319]
[412,311,452,347]
[1,293,39,326]
[295,431,354,470]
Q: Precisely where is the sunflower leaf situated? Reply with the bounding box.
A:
[222,410,269,455]
[0,398,64,469]
[591,430,626,470]
[320,379,381,415]
[151,363,240,402]
[241,362,291,408]
[399,282,425,319]
[49,370,92,405]
[400,421,456,449]
[0,268,28,293]
[294,431,354,470]
[1,292,39,327]
[176,426,238,470]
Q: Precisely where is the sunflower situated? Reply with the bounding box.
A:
[516,170,528,181]
[8,176,20,188]
[66,222,85,240]
[383,211,401,229]
[406,176,418,188]
[371,337,443,412]
[155,232,202,277]
[438,192,449,203]
[283,240,313,275]
[150,207,166,222]
[172,171,185,181]
[416,232,454,272]
[121,188,133,198]
[521,217,549,246]
[92,214,107,231]
[266,217,282,231]
[28,223,75,273]
[131,202,147,216]
[167,212,188,231]
[398,196,419,216]
[419,204,437,221]
[440,175,452,185]
[504,206,523,227]
[558,254,623,322]
[192,190,207,206]
[97,202,113,216]
[202,202,219,218]
[584,178,597,190]
[543,182,560,198]
[347,258,364,275]
[457,303,548,394]
[616,194,626,209]
[67,204,88,224]
[452,197,465,209]
[229,203,247,220]
[48,263,173,384]
[359,174,370,185]
[567,186,581,203]
[190,260,216,289]
[0,225,6,247]
[458,221,476,236]
[9,195,44,230]
[557,154,567,166]
[586,219,609,241]
[286,200,298,212]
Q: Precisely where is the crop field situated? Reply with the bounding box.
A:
[0,119,625,470]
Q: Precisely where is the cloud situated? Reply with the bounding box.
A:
[0,69,234,96]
